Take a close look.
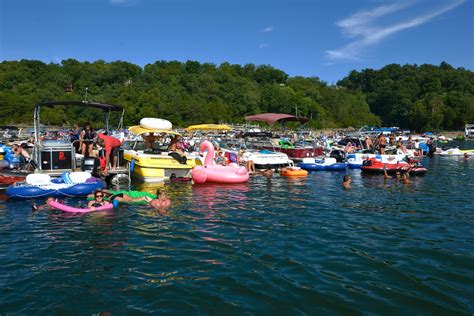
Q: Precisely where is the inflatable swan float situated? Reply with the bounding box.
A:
[192,141,249,184]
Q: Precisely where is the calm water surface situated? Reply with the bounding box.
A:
[0,150,473,314]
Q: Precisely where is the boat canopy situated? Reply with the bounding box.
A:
[33,100,125,144]
[245,113,308,125]
[128,125,181,136]
[184,124,231,132]
[34,100,123,112]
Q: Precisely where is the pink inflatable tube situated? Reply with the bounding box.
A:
[192,141,249,184]
[48,200,114,213]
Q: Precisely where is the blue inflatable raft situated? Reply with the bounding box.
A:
[298,158,347,171]
[6,172,104,199]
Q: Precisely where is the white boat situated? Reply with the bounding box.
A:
[465,124,474,138]
[241,149,293,169]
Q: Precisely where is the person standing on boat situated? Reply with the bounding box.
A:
[377,133,387,155]
[79,122,95,158]
[389,133,396,146]
[364,136,373,150]
[96,132,121,175]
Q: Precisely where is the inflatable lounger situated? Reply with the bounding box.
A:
[49,200,114,213]
[87,190,156,204]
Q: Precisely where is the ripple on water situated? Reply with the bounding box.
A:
[0,155,474,314]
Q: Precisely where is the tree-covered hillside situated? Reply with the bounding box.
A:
[338,62,474,131]
[0,59,471,131]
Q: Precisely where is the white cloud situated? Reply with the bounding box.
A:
[261,26,274,33]
[259,43,269,49]
[326,0,464,61]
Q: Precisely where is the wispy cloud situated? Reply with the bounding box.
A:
[109,0,139,6]
[259,43,269,49]
[261,26,274,33]
[326,0,464,61]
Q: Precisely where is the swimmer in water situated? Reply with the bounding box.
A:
[32,197,56,211]
[148,189,171,212]
[400,172,411,184]
[342,175,352,189]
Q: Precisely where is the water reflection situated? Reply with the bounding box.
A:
[192,183,249,210]
[0,145,473,314]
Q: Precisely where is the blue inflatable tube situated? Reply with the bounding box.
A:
[6,180,104,199]
[298,162,347,171]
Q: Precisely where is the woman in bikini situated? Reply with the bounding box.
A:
[87,190,111,210]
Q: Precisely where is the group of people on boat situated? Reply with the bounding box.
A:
[70,122,122,175]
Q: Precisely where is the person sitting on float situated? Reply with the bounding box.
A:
[215,150,227,166]
[87,189,153,204]
[87,190,111,210]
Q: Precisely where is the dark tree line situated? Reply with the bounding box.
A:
[338,62,474,131]
[0,59,471,131]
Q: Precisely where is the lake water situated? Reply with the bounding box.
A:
[0,147,473,314]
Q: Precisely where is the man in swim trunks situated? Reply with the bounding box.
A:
[96,132,122,175]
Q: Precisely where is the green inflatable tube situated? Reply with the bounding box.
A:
[87,190,156,204]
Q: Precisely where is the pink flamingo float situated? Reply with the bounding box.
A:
[192,141,249,184]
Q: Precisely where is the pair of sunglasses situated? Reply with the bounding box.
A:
[95,194,103,198]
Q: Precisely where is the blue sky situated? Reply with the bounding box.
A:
[1,0,472,84]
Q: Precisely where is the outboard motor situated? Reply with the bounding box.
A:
[81,157,100,177]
